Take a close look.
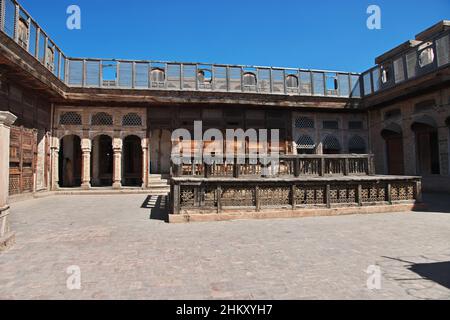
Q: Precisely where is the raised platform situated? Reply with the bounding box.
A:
[170,175,423,222]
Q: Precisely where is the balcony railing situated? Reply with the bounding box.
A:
[361,29,450,97]
[171,154,375,178]
[0,0,362,98]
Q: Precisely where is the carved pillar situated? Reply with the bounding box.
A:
[0,111,17,251]
[50,136,60,190]
[141,138,149,188]
[81,138,91,189]
[113,138,123,189]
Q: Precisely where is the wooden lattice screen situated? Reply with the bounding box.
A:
[9,126,38,195]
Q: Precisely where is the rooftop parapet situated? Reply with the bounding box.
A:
[0,0,362,99]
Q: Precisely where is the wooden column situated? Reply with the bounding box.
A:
[415,180,423,203]
[81,138,91,190]
[113,138,123,189]
[0,112,17,251]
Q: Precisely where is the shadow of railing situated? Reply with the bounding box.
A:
[141,195,169,222]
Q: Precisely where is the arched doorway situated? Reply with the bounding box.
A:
[411,116,440,175]
[123,135,143,186]
[91,135,113,187]
[58,135,82,187]
[150,129,172,175]
[381,123,404,175]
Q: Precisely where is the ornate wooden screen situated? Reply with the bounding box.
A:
[9,126,38,195]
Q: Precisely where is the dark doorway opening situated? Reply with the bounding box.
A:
[123,135,143,186]
[58,135,82,187]
[412,122,440,175]
[91,135,113,187]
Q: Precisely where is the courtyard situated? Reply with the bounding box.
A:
[0,193,449,300]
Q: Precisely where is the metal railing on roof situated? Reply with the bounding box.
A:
[360,29,450,97]
[0,0,362,98]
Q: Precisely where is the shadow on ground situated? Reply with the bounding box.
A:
[409,261,450,290]
[141,195,169,222]
[415,193,450,214]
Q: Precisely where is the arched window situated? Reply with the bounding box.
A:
[286,75,299,88]
[348,135,366,154]
[243,72,257,86]
[122,113,142,126]
[150,68,165,86]
[197,69,212,83]
[46,46,55,71]
[419,46,435,68]
[18,18,29,48]
[296,135,316,154]
[295,117,314,129]
[60,112,82,125]
[91,112,113,126]
[322,135,341,154]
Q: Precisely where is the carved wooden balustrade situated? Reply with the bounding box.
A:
[169,154,422,215]
[170,176,422,215]
[171,154,375,178]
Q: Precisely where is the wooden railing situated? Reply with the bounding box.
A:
[171,154,375,178]
[170,176,422,214]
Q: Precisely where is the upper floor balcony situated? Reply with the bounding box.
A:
[361,21,450,98]
[0,0,448,103]
[0,0,362,100]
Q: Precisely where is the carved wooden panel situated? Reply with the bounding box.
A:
[221,186,256,207]
[9,126,38,195]
[391,183,415,201]
[260,186,291,207]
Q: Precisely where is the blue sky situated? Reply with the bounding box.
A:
[19,0,450,72]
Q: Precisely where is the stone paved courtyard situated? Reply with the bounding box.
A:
[0,193,449,300]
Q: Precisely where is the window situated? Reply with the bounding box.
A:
[243,72,257,86]
[419,45,435,68]
[349,121,363,130]
[60,112,82,125]
[322,135,341,154]
[323,120,339,130]
[91,112,113,126]
[381,64,392,84]
[122,113,142,126]
[150,68,165,87]
[286,75,299,88]
[18,18,29,49]
[46,47,55,71]
[197,69,212,83]
[348,135,366,154]
[295,117,314,129]
[297,135,316,154]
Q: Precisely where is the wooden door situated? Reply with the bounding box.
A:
[386,136,404,175]
[9,126,37,195]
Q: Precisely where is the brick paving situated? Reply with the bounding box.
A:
[0,193,449,300]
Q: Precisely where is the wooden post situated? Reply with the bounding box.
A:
[415,180,423,203]
[320,158,325,177]
[291,184,296,209]
[294,158,300,177]
[255,185,260,212]
[216,185,222,213]
[173,183,180,214]
[386,183,392,204]
[344,158,349,176]
[357,184,363,206]
[326,184,331,208]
